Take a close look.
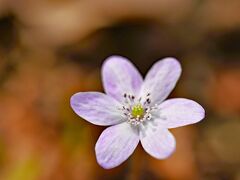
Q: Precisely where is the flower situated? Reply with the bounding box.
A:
[70,56,205,169]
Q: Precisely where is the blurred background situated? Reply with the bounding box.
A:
[0,0,240,179]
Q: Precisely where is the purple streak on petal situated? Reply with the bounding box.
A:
[140,125,176,159]
[102,56,143,103]
[140,57,181,104]
[70,92,124,126]
[95,122,139,169]
[158,98,205,128]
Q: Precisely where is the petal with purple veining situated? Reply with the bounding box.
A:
[70,92,123,126]
[95,122,139,169]
[157,98,205,128]
[102,56,143,103]
[140,125,176,159]
[140,57,181,105]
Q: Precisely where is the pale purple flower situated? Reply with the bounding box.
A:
[70,56,205,169]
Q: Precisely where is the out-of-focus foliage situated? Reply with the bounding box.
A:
[0,0,239,179]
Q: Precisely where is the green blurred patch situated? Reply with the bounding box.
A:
[60,94,92,152]
[7,156,41,180]
[0,138,6,166]
[61,117,91,152]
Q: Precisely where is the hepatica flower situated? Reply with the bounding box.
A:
[70,56,205,169]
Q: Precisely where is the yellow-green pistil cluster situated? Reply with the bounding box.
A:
[131,104,144,118]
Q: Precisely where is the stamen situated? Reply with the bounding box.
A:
[121,92,159,126]
[146,98,151,104]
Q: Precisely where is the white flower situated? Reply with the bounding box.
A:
[70,56,205,169]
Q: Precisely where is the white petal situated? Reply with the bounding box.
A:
[140,124,176,159]
[95,122,139,169]
[102,56,143,103]
[158,98,205,128]
[140,57,181,104]
[70,92,123,126]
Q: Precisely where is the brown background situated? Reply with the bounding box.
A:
[0,0,240,179]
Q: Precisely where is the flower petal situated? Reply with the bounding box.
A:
[70,92,123,126]
[95,122,139,169]
[158,98,205,128]
[140,125,176,159]
[140,57,181,104]
[102,56,143,103]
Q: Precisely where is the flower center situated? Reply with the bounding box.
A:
[119,93,158,126]
[131,104,144,118]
